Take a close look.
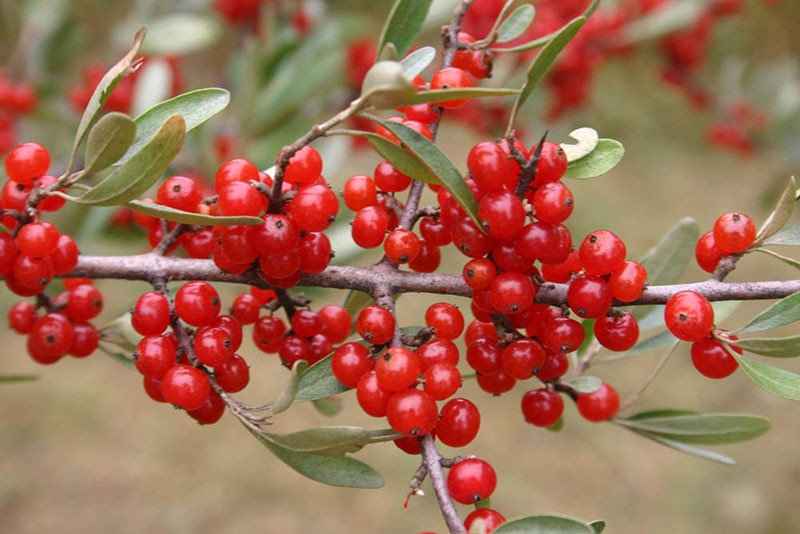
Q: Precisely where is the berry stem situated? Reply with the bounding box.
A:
[419,433,466,534]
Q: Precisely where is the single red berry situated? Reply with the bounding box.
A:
[375,347,420,392]
[217,182,265,216]
[253,315,287,352]
[541,317,585,354]
[425,302,464,340]
[521,388,564,427]
[567,274,613,319]
[157,176,202,212]
[15,221,59,257]
[13,254,53,292]
[352,205,389,249]
[664,290,715,342]
[465,320,498,345]
[713,212,756,253]
[516,221,560,263]
[446,458,497,504]
[609,260,647,302]
[691,337,740,378]
[467,141,516,193]
[284,145,323,186]
[231,293,261,325]
[214,353,250,392]
[540,249,582,283]
[451,217,495,259]
[695,231,725,273]
[5,142,50,185]
[356,305,395,345]
[536,349,569,382]
[437,397,480,448]
[462,258,497,290]
[576,382,620,422]
[501,338,546,380]
[214,158,259,191]
[143,376,166,403]
[386,388,438,437]
[8,300,37,334]
[132,291,171,336]
[594,312,640,352]
[478,190,526,240]
[356,370,392,417]
[318,304,351,344]
[135,335,177,378]
[579,230,627,275]
[278,335,313,366]
[287,184,339,232]
[28,313,73,361]
[488,272,537,314]
[429,67,475,109]
[174,281,221,327]
[466,338,502,375]
[476,369,516,395]
[374,161,412,193]
[533,141,568,185]
[69,322,100,358]
[188,391,226,425]
[423,363,461,400]
[331,342,373,388]
[50,234,80,275]
[210,315,243,352]
[161,364,211,411]
[465,509,506,534]
[194,326,234,367]
[384,228,421,264]
[419,216,451,247]
[416,338,460,372]
[532,181,574,224]
[64,283,103,322]
[343,174,378,210]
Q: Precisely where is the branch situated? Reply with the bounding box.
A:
[419,434,466,534]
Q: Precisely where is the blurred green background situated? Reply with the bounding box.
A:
[2,0,800,533]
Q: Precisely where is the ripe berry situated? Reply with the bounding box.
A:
[352,205,389,249]
[532,181,574,224]
[533,141,568,185]
[287,184,339,232]
[231,294,261,325]
[386,388,438,436]
[5,142,50,185]
[429,67,475,109]
[374,161,411,192]
[541,317,585,354]
[423,363,461,400]
[278,335,313,366]
[488,272,537,314]
[501,338,546,380]
[13,255,53,291]
[188,391,226,425]
[467,141,515,193]
[713,212,756,253]
[466,338,502,375]
[567,274,613,318]
[194,326,234,367]
[284,145,323,186]
[69,322,100,358]
[691,337,740,378]
[8,301,37,334]
[356,305,395,345]
[579,230,626,275]
[437,397,480,447]
[451,218,494,259]
[446,458,497,504]
[343,174,378,210]
[419,216,451,247]
[462,258,497,290]
[157,176,202,212]
[521,388,564,427]
[161,364,211,411]
[253,214,300,256]
[64,283,103,322]
[536,350,569,382]
[664,290,714,342]
[609,260,647,302]
[375,347,420,392]
[425,302,464,340]
[217,182,265,216]
[319,304,352,344]
[29,313,74,361]
[516,221,560,262]
[408,239,441,273]
[356,370,392,417]
[576,382,620,422]
[594,312,639,352]
[174,281,220,327]
[135,335,177,378]
[214,353,250,392]
[465,509,506,534]
[383,228,421,264]
[695,231,725,273]
[476,369,516,395]
[132,291,171,335]
[214,158,259,191]
[478,190,525,240]
[143,376,166,403]
[417,338,460,371]
[331,342,373,388]
[50,234,80,275]
[291,309,324,338]
[15,221,59,257]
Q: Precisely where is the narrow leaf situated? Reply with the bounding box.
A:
[0,374,37,383]
[731,336,800,358]
[493,0,597,53]
[617,413,771,445]
[399,46,436,79]
[494,515,594,534]
[496,5,536,43]
[295,354,350,402]
[312,398,342,417]
[734,354,800,400]
[249,429,384,488]
[83,112,137,174]
[755,176,798,244]
[70,28,146,171]
[340,130,439,184]
[559,127,599,162]
[508,16,586,128]
[373,119,482,229]
[377,0,434,58]
[640,217,700,286]
[140,13,222,56]
[272,361,309,415]
[119,88,230,165]
[627,409,698,420]
[564,139,625,179]
[126,199,263,226]
[565,376,602,394]
[633,430,736,465]
[72,114,185,206]
[763,222,800,246]
[260,426,371,456]
[740,292,800,333]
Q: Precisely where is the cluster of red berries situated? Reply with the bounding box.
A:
[706,101,769,157]
[132,147,337,288]
[695,211,757,274]
[0,73,38,154]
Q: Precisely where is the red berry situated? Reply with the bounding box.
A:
[194,326,234,367]
[161,364,211,410]
[217,182,265,216]
[576,382,620,422]
[29,313,73,362]
[423,363,461,400]
[343,174,377,210]
[521,388,564,427]
[188,391,226,425]
[64,284,103,322]
[383,228,421,264]
[132,291,171,335]
[437,397,480,447]
[446,458,497,504]
[135,335,177,378]
[476,369,516,395]
[214,158,259,191]
[691,337,740,378]
[664,290,714,342]
[609,260,647,302]
[214,353,250,393]
[284,145,323,186]
[356,305,395,345]
[541,317,585,354]
[15,221,59,257]
[8,301,37,334]
[462,258,497,290]
[143,376,166,403]
[318,304,351,344]
[50,234,80,275]
[408,239,441,273]
[386,388,438,437]
[532,182,574,224]
[417,338,460,371]
[352,206,389,249]
[579,230,627,275]
[695,231,725,273]
[467,141,516,193]
[501,338,546,380]
[594,312,640,352]
[5,142,50,185]
[465,509,506,533]
[429,67,475,109]
[488,272,537,314]
[291,309,324,338]
[567,274,613,318]
[425,302,465,340]
[374,161,411,193]
[69,322,100,358]
[375,347,420,392]
[478,190,525,240]
[533,141,568,185]
[175,281,220,327]
[536,349,569,382]
[356,370,392,417]
[157,176,202,212]
[231,294,261,325]
[713,212,756,253]
[287,184,339,232]
[331,342,373,388]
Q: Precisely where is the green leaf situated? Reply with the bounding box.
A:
[83,112,137,174]
[372,119,482,229]
[755,176,798,245]
[496,4,536,43]
[507,16,586,129]
[627,409,698,421]
[565,376,602,394]
[559,127,599,162]
[563,139,625,179]
[68,115,185,206]
[125,199,263,226]
[69,28,146,173]
[763,222,800,246]
[633,431,736,465]
[493,0,597,53]
[731,336,800,358]
[248,429,384,488]
[377,0,434,58]
[295,354,351,402]
[119,88,230,165]
[399,46,436,80]
[0,374,37,383]
[740,291,800,333]
[391,87,520,108]
[341,130,439,184]
[588,521,606,534]
[640,217,700,286]
[312,397,342,417]
[140,13,222,56]
[272,361,310,416]
[734,355,800,401]
[0,0,21,63]
[494,514,595,534]
[260,426,372,456]
[617,413,771,445]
